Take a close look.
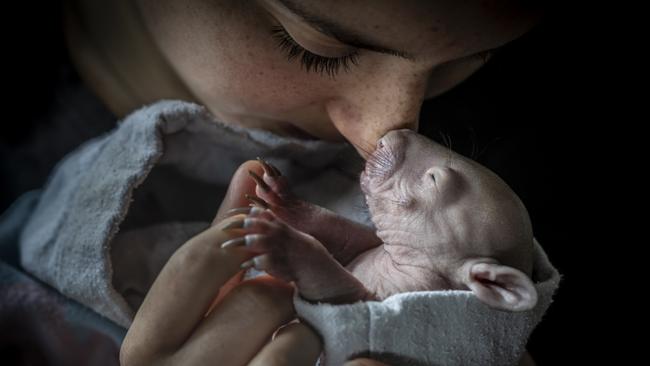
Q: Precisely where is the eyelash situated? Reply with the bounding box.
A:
[269,24,495,80]
[270,25,360,80]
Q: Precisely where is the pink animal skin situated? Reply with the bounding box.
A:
[222,129,538,312]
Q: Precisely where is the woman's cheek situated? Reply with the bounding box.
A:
[194,29,324,117]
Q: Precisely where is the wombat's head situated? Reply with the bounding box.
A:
[360,129,537,311]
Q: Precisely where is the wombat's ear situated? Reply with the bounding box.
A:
[464,262,538,312]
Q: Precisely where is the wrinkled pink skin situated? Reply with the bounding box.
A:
[236,129,534,305]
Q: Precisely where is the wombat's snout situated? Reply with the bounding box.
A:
[379,128,414,149]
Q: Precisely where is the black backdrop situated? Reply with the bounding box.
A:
[1,2,606,365]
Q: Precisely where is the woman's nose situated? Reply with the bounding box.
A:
[325,67,428,160]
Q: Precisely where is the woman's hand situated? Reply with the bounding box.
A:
[119,159,535,366]
[120,160,322,365]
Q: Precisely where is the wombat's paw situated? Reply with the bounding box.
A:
[220,207,309,283]
[247,158,299,209]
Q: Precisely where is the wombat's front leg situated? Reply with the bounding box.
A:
[222,207,377,304]
[246,158,382,266]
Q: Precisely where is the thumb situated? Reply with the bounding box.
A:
[212,159,265,225]
[207,159,266,308]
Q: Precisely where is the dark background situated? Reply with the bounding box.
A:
[1,1,609,365]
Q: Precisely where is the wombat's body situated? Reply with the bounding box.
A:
[227,129,538,311]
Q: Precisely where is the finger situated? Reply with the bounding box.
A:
[206,263,246,313]
[266,161,282,177]
[344,358,392,366]
[174,277,296,366]
[240,253,273,271]
[245,193,270,209]
[259,169,294,203]
[122,216,255,356]
[222,234,271,253]
[256,157,279,177]
[223,217,279,233]
[222,206,253,218]
[214,160,265,224]
[248,170,271,192]
[248,321,322,366]
[248,207,273,219]
[222,206,267,221]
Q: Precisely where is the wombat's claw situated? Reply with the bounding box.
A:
[221,236,246,248]
[222,219,244,230]
[224,206,265,217]
[245,193,269,209]
[221,233,263,249]
[256,157,274,176]
[223,206,252,218]
[240,254,273,271]
[256,157,281,177]
[248,170,270,192]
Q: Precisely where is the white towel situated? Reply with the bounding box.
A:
[18,100,559,365]
[294,238,559,366]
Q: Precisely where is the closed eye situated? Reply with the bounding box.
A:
[430,173,439,192]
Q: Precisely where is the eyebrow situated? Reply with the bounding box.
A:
[275,0,417,62]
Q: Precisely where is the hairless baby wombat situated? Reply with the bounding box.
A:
[222,129,537,312]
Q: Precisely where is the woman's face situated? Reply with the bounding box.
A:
[135,0,541,159]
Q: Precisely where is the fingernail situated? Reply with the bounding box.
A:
[221,237,245,248]
[249,206,264,216]
[240,259,255,270]
[245,194,269,209]
[244,234,262,247]
[248,170,270,191]
[223,219,244,230]
[256,157,276,177]
[224,207,252,218]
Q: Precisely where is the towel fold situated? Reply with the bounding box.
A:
[18,99,559,365]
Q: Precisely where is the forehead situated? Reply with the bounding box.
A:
[289,0,542,64]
